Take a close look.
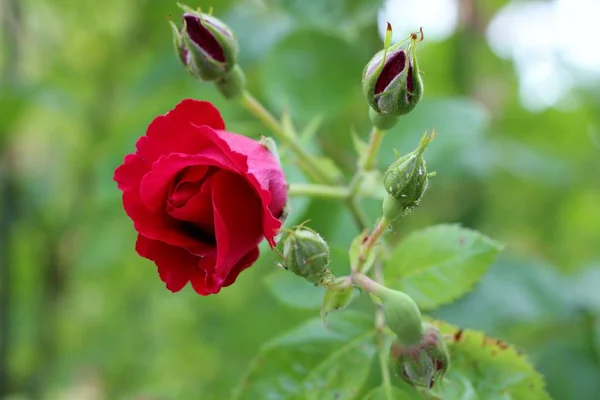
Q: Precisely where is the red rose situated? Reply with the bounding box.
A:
[114,99,287,295]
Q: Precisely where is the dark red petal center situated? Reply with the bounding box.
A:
[167,166,218,242]
[375,50,406,95]
[184,14,226,62]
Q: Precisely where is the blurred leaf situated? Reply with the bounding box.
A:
[314,156,345,183]
[351,129,369,164]
[382,99,491,177]
[264,268,325,310]
[384,224,502,310]
[233,311,376,400]
[362,385,419,400]
[299,116,324,145]
[433,258,576,334]
[570,265,600,310]
[225,2,294,66]
[264,0,384,37]
[492,137,571,186]
[260,29,364,120]
[0,89,28,145]
[432,321,550,400]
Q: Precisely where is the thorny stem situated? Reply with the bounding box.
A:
[353,216,391,274]
[240,91,333,185]
[374,261,394,399]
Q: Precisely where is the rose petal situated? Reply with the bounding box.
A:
[222,247,260,287]
[135,235,197,293]
[167,169,217,234]
[211,171,264,282]
[189,247,260,295]
[139,151,238,213]
[210,129,287,245]
[136,100,226,163]
[117,154,214,252]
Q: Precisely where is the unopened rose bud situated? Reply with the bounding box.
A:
[170,5,239,82]
[382,132,434,221]
[362,25,424,120]
[390,323,450,389]
[281,226,334,286]
[352,274,423,345]
[377,286,424,347]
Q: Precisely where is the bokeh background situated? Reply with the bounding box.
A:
[1,0,599,399]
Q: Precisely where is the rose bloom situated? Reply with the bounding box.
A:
[114,99,287,295]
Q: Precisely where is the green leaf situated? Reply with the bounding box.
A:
[260,29,364,120]
[314,156,345,183]
[362,385,419,400]
[432,321,551,400]
[351,129,369,165]
[234,311,377,400]
[382,99,491,177]
[384,224,502,310]
[263,0,384,37]
[264,268,325,309]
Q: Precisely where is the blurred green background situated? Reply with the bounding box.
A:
[1,0,599,399]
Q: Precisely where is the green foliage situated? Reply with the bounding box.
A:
[432,321,551,400]
[233,311,376,400]
[385,224,503,310]
[363,385,418,400]
[260,29,365,119]
[2,0,599,399]
[264,269,326,309]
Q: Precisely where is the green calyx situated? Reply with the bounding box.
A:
[362,26,424,117]
[390,322,450,389]
[281,226,334,286]
[382,132,435,220]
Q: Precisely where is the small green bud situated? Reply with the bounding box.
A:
[378,287,424,347]
[171,4,239,82]
[382,132,434,220]
[362,25,424,117]
[281,226,333,286]
[390,323,450,389]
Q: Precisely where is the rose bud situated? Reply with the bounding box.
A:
[114,99,287,295]
[352,273,423,346]
[382,132,435,221]
[170,4,239,82]
[362,25,424,120]
[281,226,334,287]
[377,286,424,347]
[390,323,450,389]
